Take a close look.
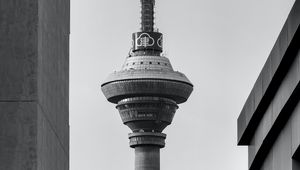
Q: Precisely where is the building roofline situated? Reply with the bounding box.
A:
[237,0,300,145]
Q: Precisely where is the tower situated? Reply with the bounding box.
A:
[101,0,193,169]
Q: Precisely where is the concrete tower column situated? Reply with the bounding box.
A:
[129,132,166,170]
[135,146,160,170]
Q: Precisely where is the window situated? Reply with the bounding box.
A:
[158,62,160,65]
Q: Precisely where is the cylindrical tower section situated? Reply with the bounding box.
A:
[135,146,160,170]
[140,0,155,32]
[129,132,165,170]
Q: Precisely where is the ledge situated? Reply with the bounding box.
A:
[237,0,300,145]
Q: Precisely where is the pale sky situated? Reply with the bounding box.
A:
[70,0,295,169]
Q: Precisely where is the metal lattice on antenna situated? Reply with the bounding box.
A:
[140,0,155,32]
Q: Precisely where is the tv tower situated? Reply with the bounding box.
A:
[101,0,193,169]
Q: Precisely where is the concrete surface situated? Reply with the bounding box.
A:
[237,1,300,170]
[0,0,69,169]
[135,146,160,170]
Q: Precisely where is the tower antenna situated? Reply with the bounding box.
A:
[140,0,155,32]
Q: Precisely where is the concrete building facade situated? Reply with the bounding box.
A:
[237,1,300,170]
[0,0,70,169]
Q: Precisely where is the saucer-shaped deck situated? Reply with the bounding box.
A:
[101,55,193,104]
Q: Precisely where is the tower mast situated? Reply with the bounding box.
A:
[101,1,193,169]
[140,0,155,32]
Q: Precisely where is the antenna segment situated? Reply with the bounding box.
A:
[140,0,155,32]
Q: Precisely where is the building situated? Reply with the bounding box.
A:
[237,1,300,169]
[0,1,70,169]
[101,0,193,169]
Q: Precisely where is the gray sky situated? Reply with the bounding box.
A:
[70,0,295,169]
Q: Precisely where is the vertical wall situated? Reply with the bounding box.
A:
[0,0,69,169]
[37,0,70,169]
[237,1,300,170]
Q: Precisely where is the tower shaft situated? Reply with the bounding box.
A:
[135,146,160,170]
[129,132,166,170]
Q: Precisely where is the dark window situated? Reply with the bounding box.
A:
[149,62,152,64]
[141,62,143,64]
[158,62,160,65]
[133,63,135,65]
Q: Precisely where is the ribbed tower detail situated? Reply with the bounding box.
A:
[101,0,193,169]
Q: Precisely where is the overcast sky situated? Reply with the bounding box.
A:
[70,0,295,169]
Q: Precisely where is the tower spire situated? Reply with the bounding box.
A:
[140,0,155,32]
